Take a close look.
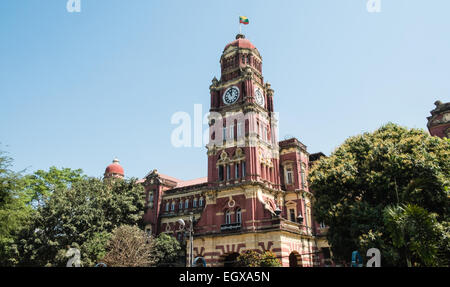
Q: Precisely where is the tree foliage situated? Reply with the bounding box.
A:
[148,233,183,267]
[16,177,145,266]
[21,166,85,207]
[236,250,282,267]
[0,150,31,266]
[310,123,450,266]
[102,225,151,267]
[384,204,448,267]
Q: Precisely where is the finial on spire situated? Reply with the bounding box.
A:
[113,158,120,164]
[236,34,245,39]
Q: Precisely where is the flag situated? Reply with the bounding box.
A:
[239,16,249,25]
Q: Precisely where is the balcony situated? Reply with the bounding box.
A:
[220,222,241,232]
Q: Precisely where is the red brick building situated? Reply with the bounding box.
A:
[110,34,332,267]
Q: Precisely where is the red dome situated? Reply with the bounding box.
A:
[104,159,124,176]
[224,34,256,51]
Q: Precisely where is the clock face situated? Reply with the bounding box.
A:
[254,87,265,107]
[223,86,240,105]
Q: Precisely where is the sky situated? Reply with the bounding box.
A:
[0,0,449,181]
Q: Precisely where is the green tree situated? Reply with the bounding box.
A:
[309,123,450,266]
[384,204,446,267]
[16,177,145,266]
[236,250,281,267]
[21,166,85,207]
[149,233,183,267]
[0,150,31,266]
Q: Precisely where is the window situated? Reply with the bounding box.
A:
[289,209,296,222]
[263,126,267,141]
[165,202,169,212]
[185,199,189,209]
[179,200,183,209]
[149,193,154,208]
[199,197,204,207]
[242,162,246,178]
[222,127,227,141]
[320,222,326,229]
[225,210,232,225]
[193,198,198,208]
[237,122,242,138]
[229,124,234,139]
[218,165,224,181]
[226,165,231,181]
[171,201,175,211]
[235,163,240,178]
[286,167,293,185]
[236,208,241,224]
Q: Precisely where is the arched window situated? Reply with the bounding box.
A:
[218,166,224,181]
[171,201,175,211]
[179,200,184,209]
[236,208,241,224]
[225,210,232,225]
[185,199,189,209]
[165,202,169,212]
[193,198,198,208]
[199,197,204,207]
[242,162,246,178]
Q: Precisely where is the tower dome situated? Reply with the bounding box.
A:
[223,34,256,51]
[104,158,124,179]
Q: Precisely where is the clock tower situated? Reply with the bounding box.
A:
[207,34,280,189]
[142,33,328,267]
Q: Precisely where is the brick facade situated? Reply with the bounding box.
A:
[140,34,332,267]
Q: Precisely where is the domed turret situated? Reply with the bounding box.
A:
[104,158,124,179]
[427,100,450,138]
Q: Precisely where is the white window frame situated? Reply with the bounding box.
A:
[237,122,242,138]
[285,166,293,185]
[236,208,242,224]
[225,210,232,225]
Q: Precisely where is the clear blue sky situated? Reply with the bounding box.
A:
[1,0,449,180]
